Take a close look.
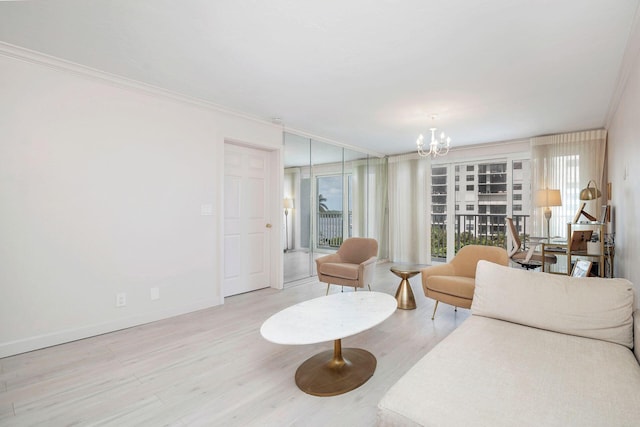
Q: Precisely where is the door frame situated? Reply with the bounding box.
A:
[220,139,283,302]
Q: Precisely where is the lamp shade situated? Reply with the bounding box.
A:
[579,180,601,201]
[534,189,562,207]
[283,198,294,209]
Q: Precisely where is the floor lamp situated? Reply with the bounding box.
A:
[534,189,562,239]
[283,198,294,252]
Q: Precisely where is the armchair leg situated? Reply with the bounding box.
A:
[326,283,331,296]
[368,284,372,291]
[431,301,439,320]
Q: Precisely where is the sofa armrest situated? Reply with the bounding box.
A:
[635,310,640,365]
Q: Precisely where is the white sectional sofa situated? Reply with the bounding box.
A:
[377,261,640,426]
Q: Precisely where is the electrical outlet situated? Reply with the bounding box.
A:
[116,293,127,307]
[150,287,160,300]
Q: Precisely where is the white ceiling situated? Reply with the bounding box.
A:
[1,0,638,156]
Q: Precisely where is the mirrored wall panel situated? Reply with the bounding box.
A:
[283,132,388,285]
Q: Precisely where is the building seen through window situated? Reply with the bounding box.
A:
[431,159,531,261]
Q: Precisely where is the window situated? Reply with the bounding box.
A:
[431,165,448,260]
[432,205,446,214]
[492,205,507,214]
[432,156,531,262]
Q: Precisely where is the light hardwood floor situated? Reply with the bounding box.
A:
[0,262,469,426]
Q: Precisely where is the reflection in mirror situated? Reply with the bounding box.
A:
[310,140,344,278]
[283,131,388,286]
[283,133,311,284]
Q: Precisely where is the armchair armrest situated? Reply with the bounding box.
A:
[315,253,341,268]
[421,263,456,279]
[359,256,378,288]
[359,255,378,268]
[421,263,456,294]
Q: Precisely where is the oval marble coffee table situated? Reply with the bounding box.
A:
[260,291,397,396]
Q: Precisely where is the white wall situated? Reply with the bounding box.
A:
[607,26,640,309]
[0,46,283,357]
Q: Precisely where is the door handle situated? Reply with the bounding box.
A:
[266,223,272,228]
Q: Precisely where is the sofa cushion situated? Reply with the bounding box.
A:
[377,315,640,426]
[425,276,475,300]
[472,260,634,348]
[318,262,359,280]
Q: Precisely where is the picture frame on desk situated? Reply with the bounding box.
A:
[572,260,592,277]
[570,230,593,251]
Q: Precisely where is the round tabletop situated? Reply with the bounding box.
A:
[390,264,428,275]
[260,292,397,345]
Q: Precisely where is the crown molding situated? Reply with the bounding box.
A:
[605,1,640,128]
[0,42,382,157]
[0,41,282,129]
[283,125,386,159]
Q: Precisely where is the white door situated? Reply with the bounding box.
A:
[224,143,271,297]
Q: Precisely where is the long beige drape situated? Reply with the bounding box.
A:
[387,153,431,263]
[531,129,607,238]
[351,157,389,260]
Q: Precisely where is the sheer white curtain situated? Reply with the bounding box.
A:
[531,129,607,238]
[388,153,431,263]
[351,157,389,259]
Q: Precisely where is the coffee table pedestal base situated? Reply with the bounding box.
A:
[294,339,376,396]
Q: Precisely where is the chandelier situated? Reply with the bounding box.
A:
[416,127,451,158]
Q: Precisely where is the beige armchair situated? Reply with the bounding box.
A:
[316,237,378,295]
[422,244,509,319]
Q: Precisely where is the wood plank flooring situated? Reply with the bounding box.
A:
[0,262,470,426]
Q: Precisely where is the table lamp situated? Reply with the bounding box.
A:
[283,198,294,252]
[534,188,562,238]
[574,180,601,222]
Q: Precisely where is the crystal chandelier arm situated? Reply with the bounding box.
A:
[416,127,450,158]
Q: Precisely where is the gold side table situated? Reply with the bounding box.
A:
[390,264,427,310]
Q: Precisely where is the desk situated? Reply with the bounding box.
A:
[541,241,567,274]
